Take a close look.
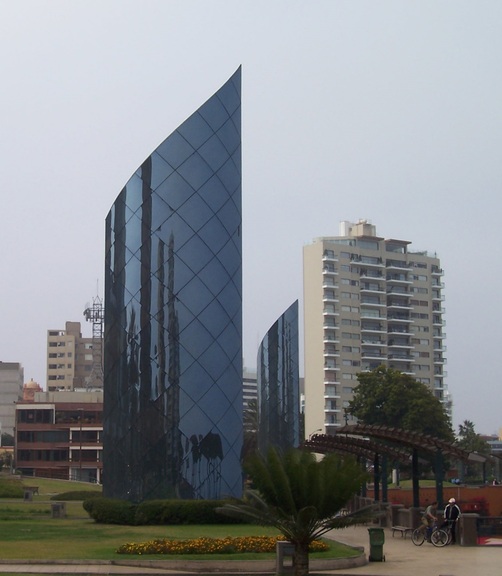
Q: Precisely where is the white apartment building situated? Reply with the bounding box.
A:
[47,322,101,392]
[303,220,448,437]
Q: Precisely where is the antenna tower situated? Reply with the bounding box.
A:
[83,295,104,389]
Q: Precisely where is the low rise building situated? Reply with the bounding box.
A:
[15,390,103,483]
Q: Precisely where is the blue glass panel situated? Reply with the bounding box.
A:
[198,134,229,172]
[176,192,213,233]
[150,152,174,190]
[177,111,213,150]
[199,97,229,132]
[177,152,213,191]
[156,130,195,169]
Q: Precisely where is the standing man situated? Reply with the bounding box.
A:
[443,497,461,544]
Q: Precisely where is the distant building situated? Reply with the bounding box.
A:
[0,362,24,437]
[47,322,103,391]
[23,379,43,401]
[243,369,257,414]
[303,220,448,437]
[15,390,103,482]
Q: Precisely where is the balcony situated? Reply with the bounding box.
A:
[361,324,386,333]
[387,275,411,284]
[322,266,337,276]
[324,363,339,371]
[361,351,386,360]
[323,308,339,317]
[360,284,385,293]
[361,339,386,346]
[322,251,338,262]
[323,293,338,303]
[360,270,383,279]
[360,298,385,307]
[432,294,445,302]
[386,260,411,270]
[388,340,413,348]
[322,278,336,288]
[360,309,385,319]
[431,267,444,276]
[388,353,413,361]
[387,326,413,335]
[323,337,339,346]
[387,301,411,310]
[387,314,412,323]
[352,256,384,268]
[324,348,340,358]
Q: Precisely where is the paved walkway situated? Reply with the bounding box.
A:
[324,524,501,575]
[0,525,500,575]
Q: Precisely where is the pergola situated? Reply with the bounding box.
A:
[303,424,488,508]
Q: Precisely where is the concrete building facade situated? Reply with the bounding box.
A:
[15,390,103,482]
[303,220,448,437]
[47,322,102,391]
[0,362,24,437]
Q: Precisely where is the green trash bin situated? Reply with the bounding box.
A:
[368,527,385,562]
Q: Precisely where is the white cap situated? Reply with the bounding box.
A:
[449,498,455,503]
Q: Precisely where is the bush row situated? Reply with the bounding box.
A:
[50,490,102,501]
[117,535,329,555]
[83,497,244,525]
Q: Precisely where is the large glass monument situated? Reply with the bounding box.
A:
[103,69,243,501]
[257,301,300,454]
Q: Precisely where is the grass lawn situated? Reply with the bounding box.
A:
[0,476,359,562]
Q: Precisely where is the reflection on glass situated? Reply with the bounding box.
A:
[104,69,242,501]
[257,301,300,454]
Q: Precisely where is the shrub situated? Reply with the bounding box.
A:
[0,477,24,499]
[83,497,137,525]
[50,490,102,501]
[84,498,244,525]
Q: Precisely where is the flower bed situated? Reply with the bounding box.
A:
[117,535,329,555]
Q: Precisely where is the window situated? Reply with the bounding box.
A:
[342,386,353,394]
[357,239,378,250]
[325,384,337,396]
[341,332,359,340]
[84,354,93,361]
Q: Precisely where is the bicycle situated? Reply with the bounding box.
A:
[412,521,449,547]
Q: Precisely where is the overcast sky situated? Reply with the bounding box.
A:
[1,1,501,435]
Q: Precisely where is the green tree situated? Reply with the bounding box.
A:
[456,420,491,480]
[0,433,14,447]
[218,447,372,576]
[347,366,454,441]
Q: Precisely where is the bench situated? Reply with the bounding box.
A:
[391,526,413,538]
[24,486,39,495]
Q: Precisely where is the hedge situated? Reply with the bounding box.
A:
[83,497,244,525]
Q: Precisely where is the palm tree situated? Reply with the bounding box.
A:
[218,447,372,576]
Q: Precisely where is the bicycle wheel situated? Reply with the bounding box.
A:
[431,528,449,547]
[412,527,426,546]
